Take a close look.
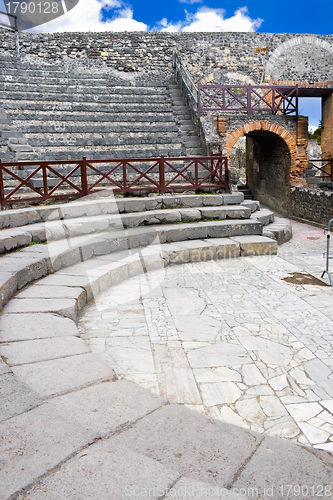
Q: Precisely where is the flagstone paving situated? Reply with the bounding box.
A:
[79,220,333,453]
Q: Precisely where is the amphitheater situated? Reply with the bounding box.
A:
[0,28,333,499]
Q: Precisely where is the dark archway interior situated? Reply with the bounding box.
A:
[245,131,291,212]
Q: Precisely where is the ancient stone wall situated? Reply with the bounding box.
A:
[290,187,333,225]
[1,30,333,87]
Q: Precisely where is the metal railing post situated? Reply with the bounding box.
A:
[159,155,165,194]
[81,157,88,196]
[321,219,333,287]
[0,159,5,210]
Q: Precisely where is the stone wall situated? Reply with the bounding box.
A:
[290,187,333,225]
[1,30,333,86]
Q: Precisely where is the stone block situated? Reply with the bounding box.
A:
[0,359,10,375]
[0,271,18,310]
[0,337,90,366]
[18,439,179,500]
[47,380,166,436]
[37,274,99,302]
[176,240,217,262]
[17,284,86,309]
[233,436,333,499]
[0,402,98,499]
[202,194,223,206]
[222,193,244,205]
[205,220,262,238]
[180,209,202,221]
[205,238,240,258]
[231,235,278,256]
[251,208,274,225]
[110,405,259,488]
[4,297,78,321]
[161,243,190,264]
[165,477,244,499]
[12,353,116,397]
[165,223,208,242]
[0,313,79,342]
[241,200,260,213]
[1,255,50,289]
[0,372,44,421]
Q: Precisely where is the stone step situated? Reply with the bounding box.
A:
[15,123,179,134]
[0,81,170,95]
[0,218,273,310]
[0,205,253,253]
[11,147,186,162]
[25,144,184,155]
[0,194,245,229]
[25,134,182,148]
[0,101,176,116]
[8,112,177,123]
[0,90,173,103]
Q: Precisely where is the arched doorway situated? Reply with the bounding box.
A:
[224,122,297,213]
[246,131,291,212]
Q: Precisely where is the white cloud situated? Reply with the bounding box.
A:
[28,0,147,32]
[179,0,203,4]
[183,6,262,32]
[158,6,263,33]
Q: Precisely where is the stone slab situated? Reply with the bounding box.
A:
[0,372,44,421]
[0,313,79,342]
[241,200,260,213]
[0,255,50,289]
[11,353,116,397]
[46,380,166,436]
[233,436,333,499]
[4,298,78,320]
[0,358,10,375]
[0,271,18,310]
[204,220,262,238]
[110,404,260,488]
[222,193,244,205]
[175,240,217,262]
[35,274,100,302]
[0,403,99,499]
[0,337,90,366]
[231,235,278,256]
[18,439,179,500]
[204,238,240,258]
[165,477,245,499]
[17,284,87,311]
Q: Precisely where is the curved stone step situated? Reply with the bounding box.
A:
[0,218,265,310]
[263,216,292,244]
[0,194,245,229]
[0,205,252,253]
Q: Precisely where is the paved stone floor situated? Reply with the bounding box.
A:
[79,220,333,453]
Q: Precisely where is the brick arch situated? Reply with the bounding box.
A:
[224,121,297,164]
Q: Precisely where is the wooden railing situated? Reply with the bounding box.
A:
[0,155,228,208]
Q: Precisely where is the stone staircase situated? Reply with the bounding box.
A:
[0,192,292,311]
[0,58,204,164]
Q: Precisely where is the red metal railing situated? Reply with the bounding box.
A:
[307,159,333,182]
[0,155,228,209]
[198,84,298,116]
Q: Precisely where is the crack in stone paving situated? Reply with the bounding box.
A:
[78,251,333,453]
